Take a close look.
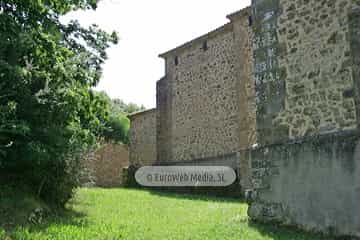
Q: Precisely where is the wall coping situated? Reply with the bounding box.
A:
[158,6,251,59]
[127,108,157,119]
[248,130,360,152]
[158,22,233,59]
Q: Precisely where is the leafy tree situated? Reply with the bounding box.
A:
[0,0,117,205]
[94,91,130,144]
[103,112,130,144]
[112,98,146,114]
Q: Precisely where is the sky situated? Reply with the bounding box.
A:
[63,0,251,108]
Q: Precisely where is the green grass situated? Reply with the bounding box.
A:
[0,188,330,240]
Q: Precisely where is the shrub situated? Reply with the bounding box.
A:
[0,0,117,206]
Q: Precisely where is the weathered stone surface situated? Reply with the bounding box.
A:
[231,8,257,151]
[82,143,129,187]
[129,109,157,166]
[128,8,257,191]
[247,1,360,237]
[156,78,173,163]
[162,28,239,162]
[252,0,285,146]
[248,202,284,223]
[157,8,256,165]
[349,8,360,129]
[270,0,358,141]
[247,131,360,237]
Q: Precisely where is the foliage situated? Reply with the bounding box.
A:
[112,98,146,114]
[103,113,130,144]
[95,91,145,144]
[0,188,327,240]
[96,90,145,114]
[0,0,117,206]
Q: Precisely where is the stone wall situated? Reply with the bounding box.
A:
[246,131,360,237]
[156,78,173,163]
[83,143,129,187]
[157,8,256,165]
[349,7,360,128]
[129,3,360,236]
[129,109,157,166]
[229,7,257,151]
[247,0,360,237]
[254,0,359,145]
[160,25,239,163]
[228,8,257,189]
[252,0,285,145]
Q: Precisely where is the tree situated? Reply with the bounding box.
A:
[0,0,117,205]
[95,91,130,144]
[112,98,146,114]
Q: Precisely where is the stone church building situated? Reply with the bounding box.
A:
[130,0,360,237]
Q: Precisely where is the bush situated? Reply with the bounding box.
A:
[0,1,117,206]
[103,113,130,144]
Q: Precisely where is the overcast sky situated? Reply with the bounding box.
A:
[63,0,251,108]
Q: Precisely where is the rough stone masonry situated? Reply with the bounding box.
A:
[156,7,257,183]
[130,7,257,181]
[129,0,360,237]
[247,0,360,237]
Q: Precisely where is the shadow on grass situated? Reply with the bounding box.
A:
[0,185,89,237]
[0,207,89,239]
[247,221,333,240]
[125,180,245,204]
[147,188,247,204]
[0,186,340,240]
[133,187,332,240]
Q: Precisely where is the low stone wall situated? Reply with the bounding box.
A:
[129,109,157,166]
[246,131,360,237]
[83,143,129,187]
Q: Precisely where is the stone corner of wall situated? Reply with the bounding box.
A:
[247,128,360,237]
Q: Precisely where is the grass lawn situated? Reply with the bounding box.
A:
[0,188,329,240]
